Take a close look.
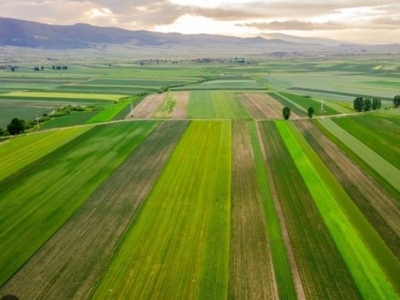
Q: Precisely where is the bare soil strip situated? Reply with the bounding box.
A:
[171,91,189,118]
[296,120,400,259]
[229,121,278,299]
[129,93,166,118]
[0,121,189,300]
[238,93,299,120]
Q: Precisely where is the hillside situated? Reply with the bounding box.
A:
[1,17,399,56]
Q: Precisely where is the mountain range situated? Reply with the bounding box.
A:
[0,17,399,57]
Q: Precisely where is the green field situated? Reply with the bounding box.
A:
[1,57,400,299]
[175,79,265,90]
[187,91,251,119]
[0,122,159,286]
[277,121,399,298]
[92,121,231,299]
[260,121,360,299]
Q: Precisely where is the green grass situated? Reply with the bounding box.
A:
[268,92,307,117]
[277,121,399,299]
[187,91,215,118]
[279,92,340,115]
[177,79,265,90]
[248,121,297,299]
[0,121,160,287]
[187,91,252,119]
[319,118,400,193]
[0,127,90,182]
[333,115,400,170]
[260,121,360,299]
[0,105,54,128]
[92,121,231,299]
[86,100,131,124]
[3,91,122,101]
[213,92,252,119]
[153,92,176,118]
[39,111,98,129]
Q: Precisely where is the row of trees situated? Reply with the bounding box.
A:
[353,97,382,112]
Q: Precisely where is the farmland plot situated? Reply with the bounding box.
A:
[238,93,299,119]
[92,121,231,299]
[0,122,159,287]
[187,91,215,118]
[188,91,251,119]
[0,121,188,299]
[277,121,400,299]
[229,121,277,299]
[333,115,400,170]
[296,120,400,259]
[259,121,361,300]
[0,127,89,182]
[152,93,176,118]
[248,121,297,300]
[318,118,400,193]
[129,93,166,118]
[171,91,189,118]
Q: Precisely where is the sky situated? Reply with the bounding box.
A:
[1,0,399,44]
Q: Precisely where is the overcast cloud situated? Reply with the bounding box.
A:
[1,0,399,44]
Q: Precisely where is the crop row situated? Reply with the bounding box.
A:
[260,121,360,299]
[278,121,399,298]
[296,119,400,260]
[0,121,187,299]
[0,121,160,287]
[91,121,232,299]
[229,121,277,298]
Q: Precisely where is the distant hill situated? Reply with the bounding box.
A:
[0,17,399,56]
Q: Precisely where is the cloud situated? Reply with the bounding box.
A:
[239,20,348,31]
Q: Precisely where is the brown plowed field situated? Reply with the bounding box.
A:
[238,93,299,120]
[171,91,189,118]
[229,121,278,299]
[0,121,189,300]
[296,120,400,259]
[130,93,166,118]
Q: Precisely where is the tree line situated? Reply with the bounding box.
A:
[353,95,400,112]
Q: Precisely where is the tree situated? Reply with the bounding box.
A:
[282,107,291,120]
[353,97,364,112]
[7,118,25,135]
[363,98,372,111]
[372,98,381,110]
[394,95,400,108]
[307,107,315,119]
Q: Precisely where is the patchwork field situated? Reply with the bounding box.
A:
[1,58,400,299]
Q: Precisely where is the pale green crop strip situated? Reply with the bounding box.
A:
[276,121,398,299]
[0,127,89,181]
[4,91,123,101]
[92,121,231,299]
[319,118,400,192]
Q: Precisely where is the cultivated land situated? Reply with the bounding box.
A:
[1,56,400,299]
[91,121,231,299]
[0,121,188,299]
[229,121,277,299]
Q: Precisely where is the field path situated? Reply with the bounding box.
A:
[229,121,278,299]
[0,121,189,300]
